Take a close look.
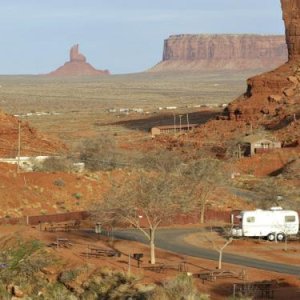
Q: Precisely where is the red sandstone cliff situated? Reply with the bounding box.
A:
[218,0,300,147]
[149,34,288,72]
[48,44,110,77]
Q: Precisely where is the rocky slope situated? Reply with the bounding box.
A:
[0,110,66,157]
[48,44,110,77]
[149,34,288,72]
[226,0,300,141]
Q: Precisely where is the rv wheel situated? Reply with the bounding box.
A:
[267,233,275,241]
[276,233,285,241]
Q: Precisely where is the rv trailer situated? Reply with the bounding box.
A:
[231,207,299,241]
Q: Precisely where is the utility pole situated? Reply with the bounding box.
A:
[186,113,190,131]
[173,113,176,134]
[179,115,183,132]
[17,120,21,173]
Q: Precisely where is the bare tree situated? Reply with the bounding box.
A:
[137,150,183,174]
[181,159,227,224]
[78,137,115,171]
[202,224,234,270]
[94,170,190,264]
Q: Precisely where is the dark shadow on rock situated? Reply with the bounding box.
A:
[100,110,220,132]
[267,111,300,131]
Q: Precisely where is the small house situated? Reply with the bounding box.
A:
[239,134,281,156]
[151,124,198,137]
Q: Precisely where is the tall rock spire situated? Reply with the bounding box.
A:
[48,44,110,77]
[281,0,300,60]
[70,44,86,62]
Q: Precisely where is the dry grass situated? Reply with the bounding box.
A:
[0,71,255,147]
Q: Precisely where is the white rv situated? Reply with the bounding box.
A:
[231,207,299,241]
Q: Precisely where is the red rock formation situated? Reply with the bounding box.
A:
[48,44,110,77]
[0,110,66,157]
[223,0,300,146]
[281,0,300,60]
[149,34,288,72]
[70,44,86,62]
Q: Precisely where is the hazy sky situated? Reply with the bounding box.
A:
[0,0,285,74]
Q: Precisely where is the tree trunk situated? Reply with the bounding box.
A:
[200,201,206,224]
[150,229,156,264]
[218,251,222,269]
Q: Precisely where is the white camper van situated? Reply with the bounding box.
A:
[231,207,299,241]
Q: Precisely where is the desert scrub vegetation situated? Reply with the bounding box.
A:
[0,239,59,298]
[33,156,74,172]
[148,273,209,300]
[0,243,211,300]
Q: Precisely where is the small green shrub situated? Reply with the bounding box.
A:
[58,269,80,284]
[53,178,65,187]
[72,193,82,200]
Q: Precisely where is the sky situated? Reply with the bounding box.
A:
[0,0,285,75]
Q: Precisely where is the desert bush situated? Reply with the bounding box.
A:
[137,150,183,173]
[80,269,150,299]
[34,156,74,172]
[53,178,65,187]
[147,274,209,300]
[78,137,118,171]
[58,269,80,285]
[43,283,77,300]
[0,240,54,285]
[72,192,82,200]
[78,136,136,171]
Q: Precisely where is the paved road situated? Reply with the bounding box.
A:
[114,228,300,276]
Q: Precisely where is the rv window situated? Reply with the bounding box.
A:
[285,215,296,222]
[246,216,255,223]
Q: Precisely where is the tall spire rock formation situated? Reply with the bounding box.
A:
[281,0,300,60]
[48,44,110,77]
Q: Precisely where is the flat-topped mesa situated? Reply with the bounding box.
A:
[281,0,300,60]
[149,34,288,72]
[70,44,86,62]
[48,44,110,77]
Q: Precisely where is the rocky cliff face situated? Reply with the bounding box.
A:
[48,44,110,77]
[281,0,300,60]
[149,34,288,72]
[225,0,300,146]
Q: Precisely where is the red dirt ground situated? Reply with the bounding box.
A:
[3,225,298,300]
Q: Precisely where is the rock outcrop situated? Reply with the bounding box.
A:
[281,0,300,60]
[149,34,288,72]
[48,44,110,77]
[0,110,66,157]
[222,0,300,146]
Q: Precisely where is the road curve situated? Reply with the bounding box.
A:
[114,228,300,276]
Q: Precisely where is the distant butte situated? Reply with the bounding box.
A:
[48,44,110,77]
[149,34,288,72]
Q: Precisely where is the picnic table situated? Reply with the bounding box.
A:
[83,245,121,258]
[44,220,80,232]
[48,238,73,249]
[144,261,188,273]
[194,269,246,283]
